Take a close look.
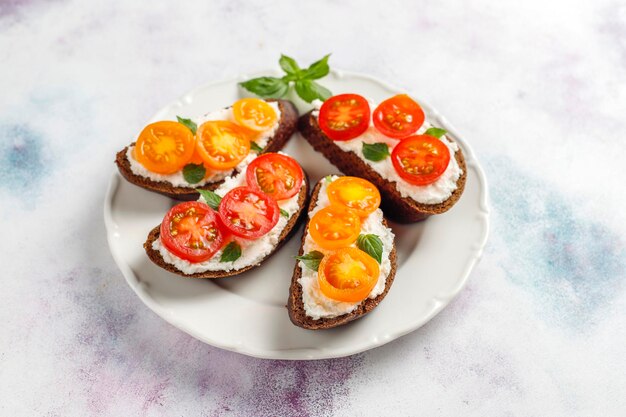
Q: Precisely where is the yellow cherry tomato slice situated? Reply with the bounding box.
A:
[318,247,380,302]
[233,98,278,132]
[309,205,361,250]
[195,121,251,171]
[326,176,381,217]
[134,121,195,174]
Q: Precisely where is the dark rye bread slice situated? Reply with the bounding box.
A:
[287,179,398,330]
[298,111,467,223]
[143,175,310,278]
[115,99,299,201]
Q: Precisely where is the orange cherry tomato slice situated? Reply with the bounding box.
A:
[326,176,381,217]
[245,153,304,200]
[318,247,380,302]
[309,205,361,250]
[391,135,451,186]
[218,186,280,239]
[233,98,278,132]
[373,94,425,139]
[160,201,228,263]
[134,121,195,174]
[318,94,371,141]
[196,121,251,171]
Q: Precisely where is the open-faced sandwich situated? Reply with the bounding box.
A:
[144,152,309,278]
[116,98,298,200]
[288,175,397,329]
[298,94,466,222]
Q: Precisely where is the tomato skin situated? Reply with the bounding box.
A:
[391,135,451,186]
[135,121,195,174]
[233,98,278,132]
[309,205,361,250]
[160,201,227,263]
[196,121,251,171]
[318,94,371,141]
[218,186,280,239]
[318,247,380,302]
[373,94,425,139]
[326,176,381,217]
[245,153,304,200]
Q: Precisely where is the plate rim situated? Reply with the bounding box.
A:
[103,69,491,360]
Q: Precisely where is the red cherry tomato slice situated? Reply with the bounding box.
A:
[218,186,280,239]
[318,94,371,141]
[373,94,425,139]
[160,201,227,263]
[391,135,451,186]
[246,153,304,200]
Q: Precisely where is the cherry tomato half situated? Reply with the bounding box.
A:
[373,94,425,139]
[318,94,371,141]
[134,121,195,174]
[218,186,280,239]
[318,247,380,302]
[246,153,304,200]
[391,135,451,186]
[309,205,361,250]
[233,98,278,132]
[196,121,251,171]
[160,201,227,263]
[326,176,381,217]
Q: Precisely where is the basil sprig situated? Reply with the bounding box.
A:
[280,208,289,218]
[295,251,324,271]
[220,242,242,262]
[182,163,206,184]
[424,127,447,138]
[196,189,222,211]
[356,234,383,264]
[250,142,263,153]
[240,54,332,103]
[362,143,390,162]
[176,116,197,135]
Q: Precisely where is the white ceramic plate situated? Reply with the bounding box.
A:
[104,69,490,360]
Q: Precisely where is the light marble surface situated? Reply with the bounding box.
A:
[1,0,625,415]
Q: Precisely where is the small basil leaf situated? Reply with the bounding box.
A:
[302,54,331,80]
[220,241,242,263]
[324,175,333,183]
[279,54,301,75]
[424,127,447,138]
[182,163,206,184]
[295,250,324,271]
[250,142,263,153]
[196,189,222,211]
[280,208,289,218]
[356,234,383,264]
[176,116,197,135]
[240,77,289,98]
[362,143,390,162]
[294,80,332,103]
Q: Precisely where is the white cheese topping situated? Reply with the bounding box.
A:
[298,176,395,320]
[127,102,281,187]
[154,155,302,274]
[312,99,462,205]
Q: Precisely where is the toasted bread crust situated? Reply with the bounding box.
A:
[298,111,467,223]
[143,175,310,279]
[287,179,398,330]
[116,99,299,201]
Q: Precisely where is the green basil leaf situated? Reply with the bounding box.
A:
[280,208,289,218]
[279,54,301,75]
[294,79,332,103]
[362,143,390,162]
[295,250,324,271]
[424,127,447,138]
[250,141,263,153]
[196,189,222,211]
[324,175,333,183]
[302,54,331,80]
[240,77,289,98]
[356,234,383,264]
[182,163,206,184]
[220,241,242,263]
[176,116,197,135]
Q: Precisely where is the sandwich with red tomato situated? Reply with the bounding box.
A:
[116,98,298,201]
[144,152,309,278]
[298,94,466,223]
[288,175,397,329]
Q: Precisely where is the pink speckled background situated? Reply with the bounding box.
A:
[1,0,625,415]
